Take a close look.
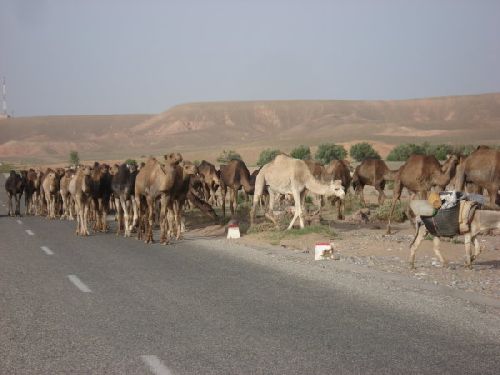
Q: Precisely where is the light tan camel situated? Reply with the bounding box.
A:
[60,168,76,220]
[42,169,61,219]
[133,153,181,244]
[250,155,345,230]
[68,166,92,236]
[409,209,500,269]
[386,154,459,234]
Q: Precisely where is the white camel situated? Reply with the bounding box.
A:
[250,154,345,230]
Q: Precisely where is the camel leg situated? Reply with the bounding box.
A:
[159,195,167,244]
[287,190,304,230]
[409,224,427,269]
[250,193,262,227]
[229,188,237,216]
[358,186,367,207]
[376,182,386,206]
[386,180,402,234]
[471,236,482,263]
[115,197,123,235]
[221,186,227,218]
[264,191,279,228]
[82,201,90,236]
[432,236,447,267]
[464,233,474,269]
[146,197,154,244]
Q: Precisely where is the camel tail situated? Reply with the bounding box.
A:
[187,190,217,219]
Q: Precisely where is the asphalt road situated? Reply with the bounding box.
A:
[1,175,499,374]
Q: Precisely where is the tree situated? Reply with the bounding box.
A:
[314,143,347,164]
[69,150,80,166]
[124,159,137,166]
[216,150,242,164]
[290,145,311,160]
[386,143,425,161]
[349,142,381,162]
[256,148,281,167]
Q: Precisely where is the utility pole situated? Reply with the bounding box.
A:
[1,77,7,117]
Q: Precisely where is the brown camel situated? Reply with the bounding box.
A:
[352,159,399,206]
[454,146,500,208]
[167,161,199,240]
[386,154,459,234]
[219,159,254,218]
[133,153,181,244]
[250,155,345,230]
[41,169,59,219]
[198,160,220,206]
[88,163,112,232]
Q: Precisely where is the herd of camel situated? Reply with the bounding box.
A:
[3,145,500,262]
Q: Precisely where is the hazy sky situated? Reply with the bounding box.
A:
[1,0,499,116]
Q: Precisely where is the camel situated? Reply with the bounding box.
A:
[69,165,92,236]
[198,160,220,206]
[133,153,181,244]
[323,160,352,220]
[250,154,345,230]
[41,169,60,219]
[352,159,399,206]
[219,159,254,218]
[454,146,500,208]
[60,168,76,220]
[4,170,25,217]
[409,209,500,269]
[88,163,112,232]
[21,170,34,215]
[386,154,459,234]
[111,163,138,237]
[167,161,199,240]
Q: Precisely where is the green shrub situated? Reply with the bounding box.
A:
[290,145,311,160]
[374,200,408,222]
[349,142,381,162]
[256,148,281,167]
[386,144,425,161]
[69,150,80,166]
[124,159,137,165]
[217,150,242,164]
[315,143,347,164]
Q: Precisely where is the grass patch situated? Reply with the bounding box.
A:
[0,162,17,173]
[374,200,408,222]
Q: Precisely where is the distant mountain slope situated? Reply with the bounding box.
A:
[1,94,499,164]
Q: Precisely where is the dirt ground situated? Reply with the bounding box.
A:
[182,187,500,301]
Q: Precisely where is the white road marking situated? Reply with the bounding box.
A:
[25,229,34,236]
[16,219,22,224]
[140,355,174,375]
[40,246,54,255]
[67,275,92,293]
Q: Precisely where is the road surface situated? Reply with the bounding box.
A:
[1,175,499,374]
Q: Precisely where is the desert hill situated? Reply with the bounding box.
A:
[1,93,499,165]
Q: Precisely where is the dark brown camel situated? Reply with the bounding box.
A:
[352,159,399,206]
[386,154,459,234]
[219,159,254,218]
[5,170,25,216]
[89,163,112,232]
[198,160,220,206]
[323,159,352,219]
[454,146,500,208]
[111,163,138,237]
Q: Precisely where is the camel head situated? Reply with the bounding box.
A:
[325,179,345,199]
[164,152,183,166]
[181,161,198,177]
